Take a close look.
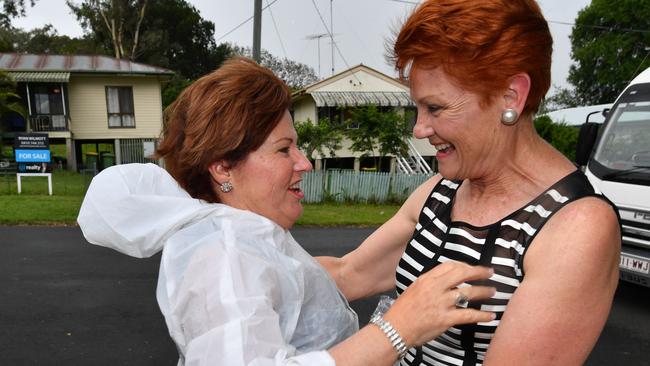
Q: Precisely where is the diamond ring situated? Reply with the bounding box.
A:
[454,292,469,308]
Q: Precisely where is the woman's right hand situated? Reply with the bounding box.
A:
[383,261,496,347]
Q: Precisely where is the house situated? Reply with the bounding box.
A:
[291,64,436,173]
[0,53,173,171]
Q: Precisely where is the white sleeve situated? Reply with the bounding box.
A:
[168,237,337,366]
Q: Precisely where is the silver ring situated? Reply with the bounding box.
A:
[454,292,469,308]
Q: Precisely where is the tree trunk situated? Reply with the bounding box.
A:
[130,0,147,60]
[97,0,120,59]
[117,19,125,58]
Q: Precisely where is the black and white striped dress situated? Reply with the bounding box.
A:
[396,170,601,366]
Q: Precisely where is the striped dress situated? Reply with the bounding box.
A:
[396,170,601,366]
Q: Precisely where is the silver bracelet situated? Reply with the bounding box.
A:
[369,315,409,362]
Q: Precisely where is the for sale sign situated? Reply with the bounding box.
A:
[14,133,51,173]
[15,150,51,162]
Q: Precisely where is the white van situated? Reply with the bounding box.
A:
[577,67,650,287]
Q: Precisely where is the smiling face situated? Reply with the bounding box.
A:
[219,111,312,229]
[409,66,509,181]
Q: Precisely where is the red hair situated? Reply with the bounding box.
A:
[156,56,291,203]
[391,0,552,115]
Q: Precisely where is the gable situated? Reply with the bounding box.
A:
[307,66,407,93]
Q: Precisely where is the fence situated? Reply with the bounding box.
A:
[302,170,433,204]
[119,138,159,164]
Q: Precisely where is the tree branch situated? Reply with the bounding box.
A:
[130,0,147,60]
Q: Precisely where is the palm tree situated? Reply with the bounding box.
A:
[0,70,27,157]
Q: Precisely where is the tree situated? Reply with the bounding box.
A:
[7,24,104,54]
[0,71,27,120]
[0,71,27,156]
[295,118,343,162]
[67,0,148,60]
[344,105,413,171]
[534,115,579,161]
[138,0,231,80]
[231,45,318,89]
[568,0,650,105]
[539,87,581,114]
[161,74,192,109]
[0,0,37,28]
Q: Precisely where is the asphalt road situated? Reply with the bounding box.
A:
[1,226,648,365]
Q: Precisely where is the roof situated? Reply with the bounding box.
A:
[311,91,414,107]
[544,103,613,126]
[630,66,650,85]
[0,53,174,76]
[8,71,70,83]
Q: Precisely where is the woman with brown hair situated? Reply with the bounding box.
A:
[319,1,621,365]
[78,56,496,366]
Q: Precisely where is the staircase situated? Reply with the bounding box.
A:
[396,139,433,175]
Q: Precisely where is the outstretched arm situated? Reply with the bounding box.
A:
[483,197,620,365]
[318,175,442,301]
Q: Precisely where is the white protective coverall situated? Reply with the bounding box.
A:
[77,163,359,366]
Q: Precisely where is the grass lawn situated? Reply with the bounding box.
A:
[298,203,398,227]
[0,171,400,226]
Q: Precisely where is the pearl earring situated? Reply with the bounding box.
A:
[220,182,233,193]
[501,109,519,125]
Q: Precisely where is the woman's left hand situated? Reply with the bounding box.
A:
[383,261,496,347]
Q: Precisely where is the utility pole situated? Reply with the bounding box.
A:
[330,0,334,75]
[253,0,262,63]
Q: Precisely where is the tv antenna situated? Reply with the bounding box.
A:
[305,33,334,78]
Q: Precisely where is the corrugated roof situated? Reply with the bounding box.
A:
[0,53,174,76]
[311,91,414,107]
[8,71,70,83]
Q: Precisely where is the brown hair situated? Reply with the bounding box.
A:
[391,0,552,116]
[156,56,291,203]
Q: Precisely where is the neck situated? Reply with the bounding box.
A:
[463,117,573,204]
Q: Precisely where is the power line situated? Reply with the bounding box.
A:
[548,20,650,34]
[387,0,419,4]
[266,0,288,59]
[216,0,281,42]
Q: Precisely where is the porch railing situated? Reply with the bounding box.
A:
[29,114,70,132]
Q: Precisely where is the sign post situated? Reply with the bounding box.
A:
[14,133,53,195]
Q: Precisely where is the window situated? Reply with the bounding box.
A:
[106,86,135,128]
[317,106,343,126]
[317,106,359,128]
[30,84,67,130]
[32,85,64,116]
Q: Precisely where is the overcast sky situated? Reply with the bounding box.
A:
[12,0,591,95]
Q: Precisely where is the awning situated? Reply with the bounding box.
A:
[7,71,70,83]
[311,91,414,107]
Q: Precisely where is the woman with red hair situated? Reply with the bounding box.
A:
[319,1,621,365]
